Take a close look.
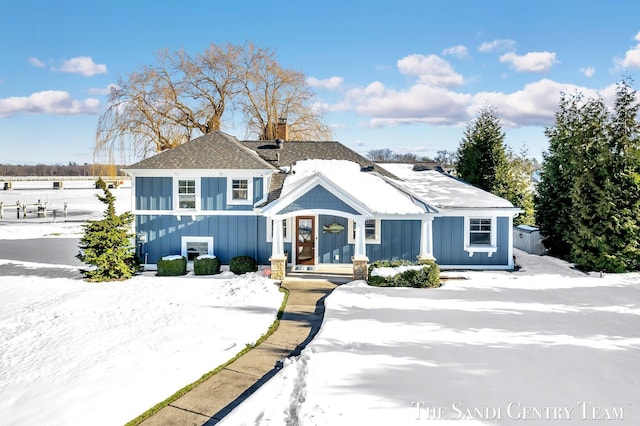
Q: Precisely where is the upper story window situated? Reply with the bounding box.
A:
[178,179,196,209]
[227,177,253,205]
[464,216,497,257]
[347,219,381,245]
[232,179,248,200]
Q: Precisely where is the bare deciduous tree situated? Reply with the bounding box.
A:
[95,42,332,162]
[238,43,332,141]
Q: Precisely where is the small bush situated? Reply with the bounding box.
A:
[369,260,440,288]
[194,255,221,275]
[229,255,258,275]
[157,255,187,276]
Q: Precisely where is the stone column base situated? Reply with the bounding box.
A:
[352,256,369,281]
[269,255,288,280]
[417,255,436,265]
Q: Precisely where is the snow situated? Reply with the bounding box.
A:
[371,264,428,278]
[220,264,640,425]
[197,254,217,259]
[4,181,640,425]
[281,160,424,215]
[0,183,285,425]
[379,163,516,209]
[161,254,184,261]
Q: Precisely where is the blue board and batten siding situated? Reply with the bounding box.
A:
[433,216,510,266]
[279,185,359,215]
[136,177,263,211]
[136,177,172,210]
[317,216,421,264]
[137,215,271,265]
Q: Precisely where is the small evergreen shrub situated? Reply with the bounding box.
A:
[368,260,441,288]
[194,255,221,275]
[229,255,258,275]
[157,255,187,276]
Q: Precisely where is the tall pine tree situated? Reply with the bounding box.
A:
[456,105,534,225]
[537,79,640,271]
[77,178,137,281]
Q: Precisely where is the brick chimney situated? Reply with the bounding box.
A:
[276,117,288,140]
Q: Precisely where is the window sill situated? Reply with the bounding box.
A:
[465,245,497,257]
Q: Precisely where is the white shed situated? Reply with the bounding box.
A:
[513,225,546,255]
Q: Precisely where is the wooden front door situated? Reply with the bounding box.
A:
[296,216,315,265]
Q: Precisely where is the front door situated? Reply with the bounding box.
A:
[296,216,315,265]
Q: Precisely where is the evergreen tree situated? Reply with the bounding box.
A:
[77,178,137,281]
[535,92,584,258]
[537,79,640,272]
[570,79,640,271]
[456,105,509,193]
[456,105,534,225]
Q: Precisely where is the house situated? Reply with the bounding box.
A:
[123,131,521,279]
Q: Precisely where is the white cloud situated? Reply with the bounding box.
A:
[0,90,100,118]
[337,81,471,127]
[499,51,557,73]
[616,31,640,69]
[28,57,45,68]
[442,45,470,60]
[470,79,598,127]
[580,66,596,77]
[59,56,107,76]
[88,84,119,96]
[478,39,516,53]
[397,54,464,87]
[307,76,344,91]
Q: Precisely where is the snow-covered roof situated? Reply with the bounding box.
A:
[279,160,424,215]
[379,163,516,209]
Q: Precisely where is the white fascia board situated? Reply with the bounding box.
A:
[132,209,260,216]
[123,169,273,178]
[260,173,372,217]
[437,207,523,217]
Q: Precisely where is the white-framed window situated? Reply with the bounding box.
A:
[464,216,497,257]
[227,178,253,205]
[181,236,213,261]
[348,219,381,245]
[266,218,291,242]
[175,178,199,210]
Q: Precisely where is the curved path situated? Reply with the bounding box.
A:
[139,275,346,426]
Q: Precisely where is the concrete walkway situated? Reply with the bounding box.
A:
[139,274,348,426]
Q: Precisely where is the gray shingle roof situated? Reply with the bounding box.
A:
[239,140,397,179]
[124,131,276,170]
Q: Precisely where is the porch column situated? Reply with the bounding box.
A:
[270,218,287,280]
[352,218,369,281]
[417,217,436,264]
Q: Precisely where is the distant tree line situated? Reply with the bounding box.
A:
[0,163,126,177]
[366,148,457,166]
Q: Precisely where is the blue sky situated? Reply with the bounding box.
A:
[2,0,640,165]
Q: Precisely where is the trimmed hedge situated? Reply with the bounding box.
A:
[368,260,441,288]
[229,255,258,275]
[157,256,187,276]
[194,256,221,275]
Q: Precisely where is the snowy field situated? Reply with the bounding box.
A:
[2,183,640,425]
[221,265,640,425]
[0,184,285,425]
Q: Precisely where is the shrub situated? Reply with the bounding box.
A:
[157,255,187,276]
[194,255,221,275]
[229,255,258,275]
[368,260,441,288]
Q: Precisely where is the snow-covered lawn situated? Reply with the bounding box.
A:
[0,184,285,425]
[221,269,640,425]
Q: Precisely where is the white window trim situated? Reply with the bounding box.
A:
[347,219,381,245]
[464,216,497,257]
[174,177,200,211]
[266,218,292,243]
[181,236,214,259]
[226,177,254,206]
